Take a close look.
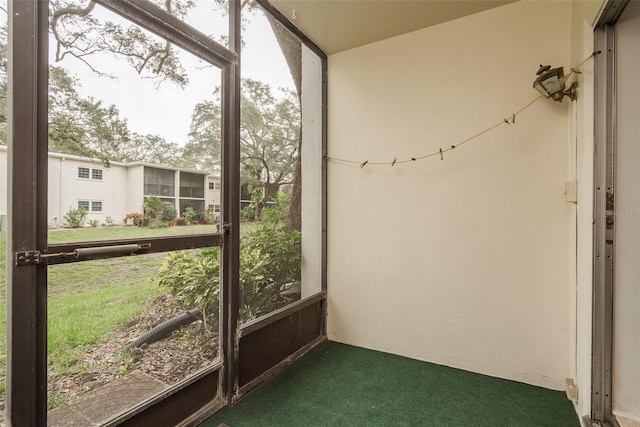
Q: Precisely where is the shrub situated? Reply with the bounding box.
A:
[241,205,257,222]
[262,191,289,224]
[142,196,176,226]
[104,216,114,227]
[201,207,218,225]
[242,223,300,282]
[142,196,161,226]
[64,207,88,228]
[87,219,99,228]
[161,202,177,222]
[157,224,301,325]
[123,212,142,226]
[182,207,196,224]
[157,189,301,324]
[240,186,262,222]
[157,247,221,324]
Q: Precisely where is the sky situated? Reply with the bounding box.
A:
[47,0,295,147]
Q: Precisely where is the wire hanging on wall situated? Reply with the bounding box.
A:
[325,52,600,168]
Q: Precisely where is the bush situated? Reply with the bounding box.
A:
[241,186,264,222]
[182,207,196,224]
[242,223,301,289]
[64,207,88,228]
[104,216,115,227]
[157,223,301,325]
[142,196,160,226]
[87,219,99,228]
[160,202,177,222]
[123,212,142,226]
[262,191,289,224]
[157,189,301,324]
[201,207,218,225]
[141,196,176,226]
[157,247,221,324]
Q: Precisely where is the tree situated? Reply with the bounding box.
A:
[185,78,301,219]
[0,28,182,165]
[209,1,304,230]
[240,79,300,218]
[181,89,223,174]
[3,0,310,226]
[48,66,132,160]
[49,0,193,87]
[122,133,182,165]
[48,68,185,164]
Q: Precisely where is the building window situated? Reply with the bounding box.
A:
[77,200,103,212]
[180,199,205,216]
[180,172,205,198]
[78,167,90,179]
[208,181,219,190]
[144,167,175,197]
[78,166,102,180]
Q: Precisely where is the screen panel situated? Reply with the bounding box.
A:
[238,2,323,324]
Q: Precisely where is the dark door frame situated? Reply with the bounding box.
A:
[6,0,239,424]
[592,1,629,426]
[6,1,49,424]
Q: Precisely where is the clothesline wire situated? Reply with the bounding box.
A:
[326,52,600,168]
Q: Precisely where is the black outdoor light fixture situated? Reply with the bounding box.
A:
[533,65,578,102]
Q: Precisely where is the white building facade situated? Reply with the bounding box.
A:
[0,145,221,228]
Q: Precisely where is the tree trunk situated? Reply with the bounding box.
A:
[260,182,280,220]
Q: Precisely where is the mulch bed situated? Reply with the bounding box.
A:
[47,293,219,410]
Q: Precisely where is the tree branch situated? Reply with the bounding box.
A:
[51,1,97,60]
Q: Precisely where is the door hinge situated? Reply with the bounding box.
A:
[15,251,44,266]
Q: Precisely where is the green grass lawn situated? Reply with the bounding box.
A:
[48,223,220,244]
[0,224,226,409]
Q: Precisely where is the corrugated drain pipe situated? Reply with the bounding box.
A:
[121,308,202,353]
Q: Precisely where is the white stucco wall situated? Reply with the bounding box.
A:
[327,0,573,390]
[0,150,217,228]
[126,165,145,219]
[206,176,221,210]
[51,156,129,226]
[48,156,63,226]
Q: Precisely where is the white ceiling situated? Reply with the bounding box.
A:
[270,0,517,55]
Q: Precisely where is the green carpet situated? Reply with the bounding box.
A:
[201,341,580,427]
